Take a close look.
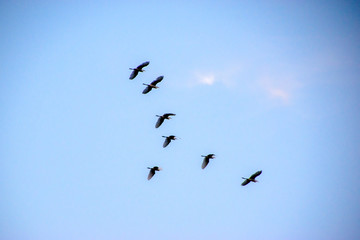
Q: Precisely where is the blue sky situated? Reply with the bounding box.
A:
[1,1,360,239]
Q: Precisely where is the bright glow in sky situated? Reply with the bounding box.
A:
[1,1,360,240]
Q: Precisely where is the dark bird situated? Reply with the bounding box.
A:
[155,113,176,128]
[241,170,262,186]
[162,135,177,148]
[147,166,162,180]
[129,61,150,80]
[201,154,216,169]
[142,76,163,94]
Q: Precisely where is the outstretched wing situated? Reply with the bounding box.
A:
[250,170,262,180]
[163,113,176,118]
[137,61,150,70]
[201,158,209,169]
[151,76,164,86]
[155,117,164,128]
[241,179,250,186]
[142,85,152,94]
[147,169,155,180]
[129,70,138,80]
[163,138,171,148]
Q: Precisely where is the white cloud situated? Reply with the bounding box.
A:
[268,88,290,102]
[190,64,243,87]
[197,73,216,85]
[186,64,302,106]
[259,74,301,104]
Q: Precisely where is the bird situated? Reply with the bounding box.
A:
[155,113,176,128]
[162,135,177,148]
[142,76,163,94]
[147,166,162,180]
[129,61,149,80]
[241,170,262,186]
[201,154,216,169]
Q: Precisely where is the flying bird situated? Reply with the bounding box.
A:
[142,76,163,94]
[241,170,262,186]
[201,154,215,169]
[147,166,162,180]
[162,135,177,148]
[155,113,176,128]
[129,61,149,80]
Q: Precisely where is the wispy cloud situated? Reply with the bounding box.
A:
[189,64,243,87]
[259,74,301,105]
[186,63,302,106]
[196,73,216,85]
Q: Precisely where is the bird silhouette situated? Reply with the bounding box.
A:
[201,154,216,169]
[155,113,176,128]
[142,76,163,94]
[129,61,149,80]
[147,166,162,180]
[162,135,177,148]
[241,170,262,186]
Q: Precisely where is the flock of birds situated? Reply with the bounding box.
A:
[129,61,262,186]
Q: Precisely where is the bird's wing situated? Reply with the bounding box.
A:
[147,169,155,180]
[201,158,209,169]
[142,86,152,94]
[163,138,171,148]
[241,179,250,186]
[250,170,262,180]
[155,117,164,128]
[151,76,164,85]
[164,113,176,118]
[137,61,150,70]
[129,70,138,80]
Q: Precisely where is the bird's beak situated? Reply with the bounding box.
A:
[158,168,162,171]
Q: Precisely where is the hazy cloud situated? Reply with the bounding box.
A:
[196,73,216,85]
[259,74,301,104]
[190,64,243,87]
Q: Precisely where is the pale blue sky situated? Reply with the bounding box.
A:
[1,1,360,240]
